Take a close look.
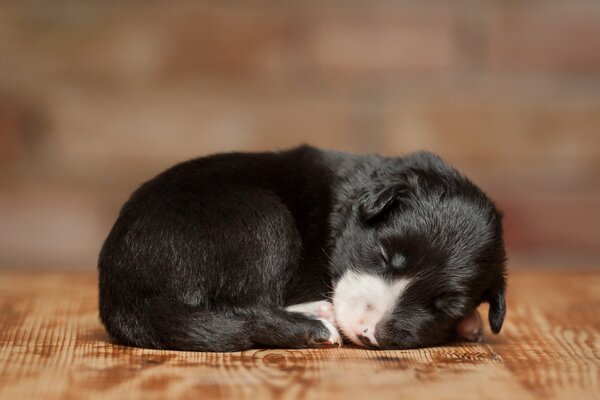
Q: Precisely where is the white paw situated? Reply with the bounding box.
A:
[286,300,337,325]
[318,317,342,346]
[286,300,341,346]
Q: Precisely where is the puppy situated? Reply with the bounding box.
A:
[98,145,506,351]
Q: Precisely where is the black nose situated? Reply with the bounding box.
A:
[357,334,373,347]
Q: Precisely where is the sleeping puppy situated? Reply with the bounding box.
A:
[98,145,506,351]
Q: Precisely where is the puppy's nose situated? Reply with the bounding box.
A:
[357,327,379,348]
[357,334,373,347]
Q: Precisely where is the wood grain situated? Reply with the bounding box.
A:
[0,269,598,400]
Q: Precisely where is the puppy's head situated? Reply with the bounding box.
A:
[331,152,506,349]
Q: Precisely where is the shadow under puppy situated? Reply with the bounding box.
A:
[98,145,506,351]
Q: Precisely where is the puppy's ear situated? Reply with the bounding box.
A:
[486,283,506,334]
[358,184,407,223]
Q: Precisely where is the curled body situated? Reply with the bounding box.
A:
[98,145,506,351]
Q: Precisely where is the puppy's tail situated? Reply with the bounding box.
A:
[100,299,254,352]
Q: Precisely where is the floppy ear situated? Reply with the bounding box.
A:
[358,184,407,223]
[487,284,506,334]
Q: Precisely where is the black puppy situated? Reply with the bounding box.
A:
[98,145,506,351]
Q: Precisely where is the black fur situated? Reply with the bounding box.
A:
[98,145,506,351]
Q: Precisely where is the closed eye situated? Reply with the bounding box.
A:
[379,244,407,271]
[379,244,389,264]
[390,253,406,270]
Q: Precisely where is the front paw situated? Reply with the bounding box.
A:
[308,318,342,347]
[286,300,337,326]
[286,301,341,347]
[456,310,483,342]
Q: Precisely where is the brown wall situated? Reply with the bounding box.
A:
[1,1,599,268]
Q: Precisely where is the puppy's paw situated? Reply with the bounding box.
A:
[286,300,341,347]
[286,300,337,326]
[456,310,483,342]
[308,318,342,348]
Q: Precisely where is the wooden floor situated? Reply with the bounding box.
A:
[0,270,598,400]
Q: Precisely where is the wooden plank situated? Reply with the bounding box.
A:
[0,269,598,400]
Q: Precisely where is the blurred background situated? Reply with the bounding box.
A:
[0,0,599,270]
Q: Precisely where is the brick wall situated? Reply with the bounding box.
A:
[0,1,599,268]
